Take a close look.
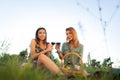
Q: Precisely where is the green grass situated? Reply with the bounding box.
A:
[0,54,120,80]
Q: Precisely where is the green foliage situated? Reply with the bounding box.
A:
[0,54,66,80]
[19,48,28,63]
[19,48,28,57]
[102,57,114,68]
[0,52,119,80]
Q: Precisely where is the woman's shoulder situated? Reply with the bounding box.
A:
[31,39,37,44]
[29,39,36,47]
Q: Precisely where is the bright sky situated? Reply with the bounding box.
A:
[0,0,120,68]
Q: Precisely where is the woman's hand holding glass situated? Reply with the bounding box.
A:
[55,42,61,52]
[46,43,53,52]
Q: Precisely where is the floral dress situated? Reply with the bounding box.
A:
[35,44,59,66]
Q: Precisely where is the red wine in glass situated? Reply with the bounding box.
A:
[51,42,55,45]
[56,42,61,46]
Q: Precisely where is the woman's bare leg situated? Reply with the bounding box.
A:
[37,54,60,74]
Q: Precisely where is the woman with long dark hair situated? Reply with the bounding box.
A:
[30,27,60,74]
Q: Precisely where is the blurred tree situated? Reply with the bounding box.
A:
[19,48,28,63]
[102,57,113,68]
[0,53,11,63]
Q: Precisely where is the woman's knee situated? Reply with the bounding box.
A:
[38,54,46,62]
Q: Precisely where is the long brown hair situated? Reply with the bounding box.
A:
[35,27,47,44]
[66,27,80,47]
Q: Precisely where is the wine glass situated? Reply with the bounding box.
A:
[55,42,61,53]
[56,42,61,46]
[51,42,55,46]
[55,42,61,49]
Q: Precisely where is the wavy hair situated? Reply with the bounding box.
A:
[66,27,80,47]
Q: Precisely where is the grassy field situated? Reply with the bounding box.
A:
[0,53,120,80]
